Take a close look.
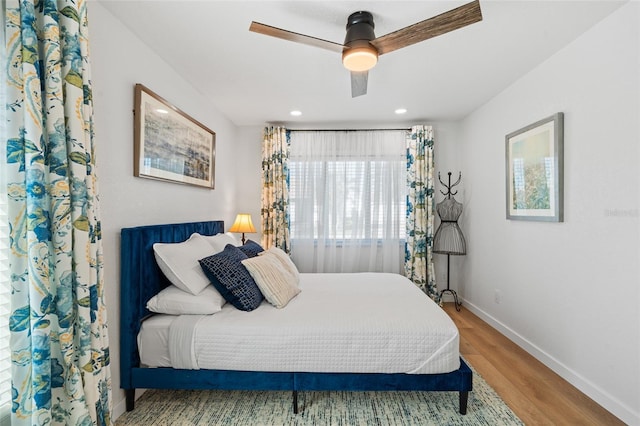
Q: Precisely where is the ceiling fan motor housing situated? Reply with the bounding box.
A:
[344,11,376,45]
[342,11,378,72]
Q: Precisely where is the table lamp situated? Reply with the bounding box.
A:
[229,213,256,244]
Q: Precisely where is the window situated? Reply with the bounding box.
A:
[288,130,406,274]
[289,159,406,241]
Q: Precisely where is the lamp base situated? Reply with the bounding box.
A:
[439,288,462,312]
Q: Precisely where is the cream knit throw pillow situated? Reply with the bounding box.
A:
[242,252,301,308]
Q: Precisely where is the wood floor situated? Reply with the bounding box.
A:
[442,303,624,425]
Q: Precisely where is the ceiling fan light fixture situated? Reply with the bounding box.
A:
[342,46,378,72]
[250,1,482,97]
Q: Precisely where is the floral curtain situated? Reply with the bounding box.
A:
[261,126,290,252]
[5,1,112,424]
[404,125,437,299]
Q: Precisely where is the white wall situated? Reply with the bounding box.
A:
[431,122,467,297]
[458,3,639,424]
[235,126,264,242]
[90,2,241,419]
[88,0,639,423]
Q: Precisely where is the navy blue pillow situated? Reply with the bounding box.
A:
[199,245,264,311]
[238,240,264,258]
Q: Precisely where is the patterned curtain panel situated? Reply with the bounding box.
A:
[405,126,437,300]
[261,127,291,252]
[5,1,112,425]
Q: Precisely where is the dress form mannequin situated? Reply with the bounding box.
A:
[433,172,466,311]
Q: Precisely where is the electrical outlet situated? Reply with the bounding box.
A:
[494,289,502,304]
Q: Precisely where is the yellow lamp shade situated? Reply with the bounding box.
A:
[229,214,256,244]
[229,214,256,233]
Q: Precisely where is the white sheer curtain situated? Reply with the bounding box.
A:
[289,130,407,273]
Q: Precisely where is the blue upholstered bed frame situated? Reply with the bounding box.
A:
[120,221,473,414]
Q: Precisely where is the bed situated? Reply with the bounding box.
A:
[120,220,473,414]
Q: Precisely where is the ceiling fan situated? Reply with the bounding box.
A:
[249,0,482,98]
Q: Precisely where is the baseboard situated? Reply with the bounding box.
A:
[461,299,639,426]
[112,389,147,422]
[112,395,127,422]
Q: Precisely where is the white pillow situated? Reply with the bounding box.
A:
[153,233,217,295]
[259,247,300,285]
[198,232,240,253]
[146,285,225,315]
[241,253,301,308]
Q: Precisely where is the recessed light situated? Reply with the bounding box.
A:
[155,108,169,114]
[395,108,407,115]
[290,110,302,116]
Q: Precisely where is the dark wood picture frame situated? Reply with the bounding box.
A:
[134,84,216,189]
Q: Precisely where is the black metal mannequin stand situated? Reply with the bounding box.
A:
[434,171,466,312]
[439,253,462,311]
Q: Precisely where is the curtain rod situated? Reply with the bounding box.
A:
[288,128,410,132]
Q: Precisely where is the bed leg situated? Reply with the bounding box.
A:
[459,391,469,415]
[125,389,135,412]
[292,390,299,414]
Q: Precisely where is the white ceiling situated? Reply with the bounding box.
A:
[98,0,625,127]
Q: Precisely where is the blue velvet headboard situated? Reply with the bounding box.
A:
[119,220,225,389]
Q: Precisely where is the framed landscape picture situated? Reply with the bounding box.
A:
[505,112,564,222]
[134,84,216,189]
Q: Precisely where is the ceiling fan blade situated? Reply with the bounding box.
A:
[371,0,482,55]
[351,71,368,98]
[249,21,344,53]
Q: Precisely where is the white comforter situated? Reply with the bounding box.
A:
[139,273,460,374]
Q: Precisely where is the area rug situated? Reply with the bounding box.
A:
[116,369,523,425]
